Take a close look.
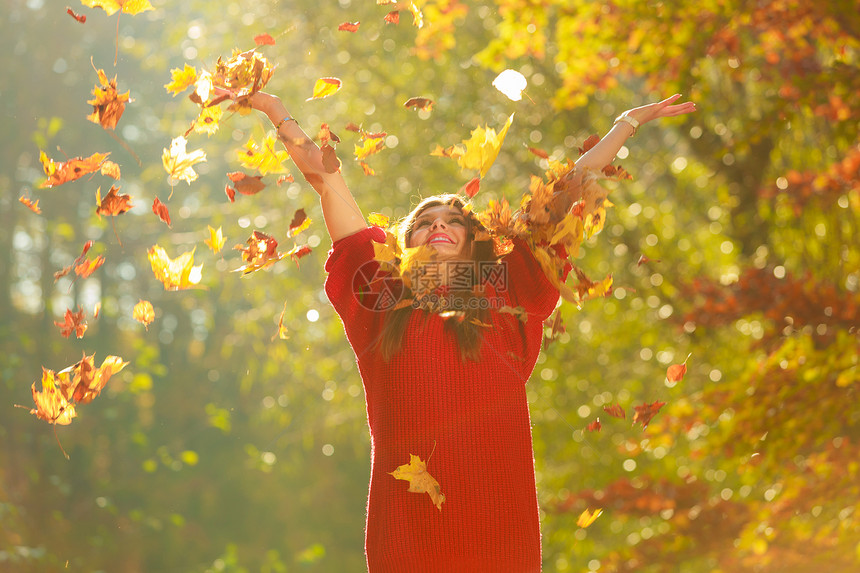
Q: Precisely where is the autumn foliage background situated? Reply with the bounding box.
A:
[1,0,858,571]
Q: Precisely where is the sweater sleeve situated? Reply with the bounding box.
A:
[323,226,391,358]
[503,238,569,323]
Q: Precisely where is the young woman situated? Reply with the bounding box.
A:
[232,88,694,571]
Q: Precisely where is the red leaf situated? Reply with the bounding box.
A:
[587,418,602,432]
[67,7,86,23]
[384,11,400,24]
[225,184,236,202]
[152,197,171,227]
[226,171,266,196]
[288,244,312,266]
[633,401,666,428]
[404,97,434,111]
[462,177,481,198]
[603,403,626,419]
[338,21,360,32]
[254,33,276,46]
[54,307,87,338]
[528,146,550,159]
[667,354,691,384]
[577,134,600,156]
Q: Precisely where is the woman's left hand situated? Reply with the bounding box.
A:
[624,94,696,126]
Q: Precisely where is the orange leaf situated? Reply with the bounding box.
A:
[384,11,400,24]
[29,370,76,425]
[39,151,109,188]
[54,307,87,338]
[271,301,289,341]
[151,197,171,226]
[404,96,434,111]
[226,171,267,195]
[55,241,94,281]
[528,146,550,159]
[19,196,41,214]
[586,418,602,432]
[359,161,375,176]
[74,255,105,279]
[307,77,342,101]
[389,453,445,510]
[578,134,601,156]
[633,401,666,428]
[577,508,603,528]
[87,66,132,130]
[234,231,284,275]
[338,21,360,32]
[321,144,342,173]
[95,186,133,216]
[253,33,276,46]
[666,354,691,384]
[71,353,128,404]
[133,300,155,329]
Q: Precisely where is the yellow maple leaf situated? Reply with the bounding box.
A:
[457,113,514,178]
[205,225,226,254]
[147,245,203,290]
[354,137,386,161]
[193,104,223,136]
[162,136,207,186]
[577,508,603,528]
[80,0,154,16]
[237,134,290,175]
[133,300,154,329]
[29,369,76,425]
[389,454,445,510]
[164,64,198,95]
[367,212,390,228]
[306,77,342,101]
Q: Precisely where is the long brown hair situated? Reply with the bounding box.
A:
[378,194,496,361]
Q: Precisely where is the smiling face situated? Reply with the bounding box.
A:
[406,205,470,259]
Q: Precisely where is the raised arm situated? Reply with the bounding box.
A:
[574,94,696,171]
[225,90,367,242]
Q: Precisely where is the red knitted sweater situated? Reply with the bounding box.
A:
[325,226,560,573]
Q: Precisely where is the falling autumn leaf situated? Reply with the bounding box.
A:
[80,0,153,17]
[404,97,434,111]
[271,301,289,341]
[367,213,390,228]
[100,160,121,180]
[205,225,226,254]
[54,307,87,338]
[28,369,76,426]
[384,9,399,23]
[577,508,603,528]
[338,21,360,32]
[133,300,155,329]
[389,453,445,510]
[164,64,198,95]
[148,245,204,290]
[39,150,109,188]
[287,244,312,266]
[492,69,528,102]
[528,146,550,159]
[75,255,105,279]
[433,114,514,179]
[234,231,284,275]
[253,33,276,46]
[191,104,223,136]
[163,136,207,188]
[152,197,171,226]
[633,401,666,428]
[603,403,626,420]
[587,418,602,432]
[67,7,86,23]
[55,241,94,281]
[462,177,481,198]
[287,208,311,238]
[87,66,132,130]
[237,134,290,176]
[577,134,601,156]
[19,196,41,214]
[307,77,342,101]
[667,354,691,384]
[96,185,133,217]
[226,171,267,196]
